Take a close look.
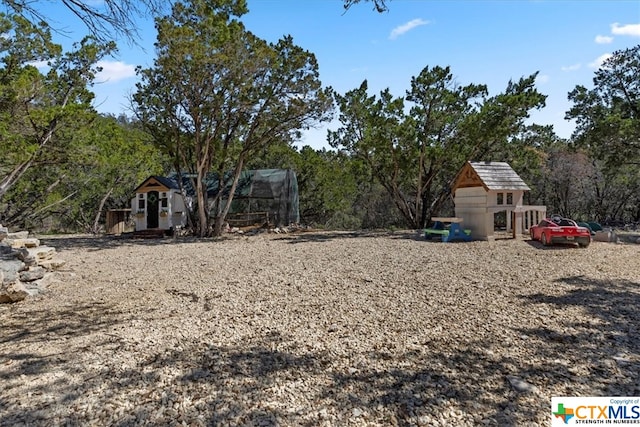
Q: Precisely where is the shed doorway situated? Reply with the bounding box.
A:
[493,210,515,240]
[494,211,507,231]
[146,191,159,228]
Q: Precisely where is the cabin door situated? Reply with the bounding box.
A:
[146,191,159,228]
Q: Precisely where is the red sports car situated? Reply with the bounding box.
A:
[529,217,591,248]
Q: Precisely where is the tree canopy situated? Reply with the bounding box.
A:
[0,12,164,231]
[565,45,640,222]
[133,0,333,237]
[566,45,640,167]
[0,13,115,201]
[330,66,546,229]
[2,0,639,233]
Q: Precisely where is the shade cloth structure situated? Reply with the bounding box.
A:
[173,169,300,226]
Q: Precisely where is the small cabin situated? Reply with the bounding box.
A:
[131,176,188,234]
[452,161,546,240]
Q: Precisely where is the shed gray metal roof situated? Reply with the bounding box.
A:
[133,175,180,192]
[469,161,530,191]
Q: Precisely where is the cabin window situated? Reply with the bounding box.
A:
[138,199,145,210]
[506,192,513,205]
[497,193,504,205]
[161,196,168,208]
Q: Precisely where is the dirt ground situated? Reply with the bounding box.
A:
[1,230,639,426]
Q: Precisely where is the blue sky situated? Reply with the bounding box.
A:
[35,0,640,149]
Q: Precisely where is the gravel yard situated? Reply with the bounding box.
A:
[1,231,639,426]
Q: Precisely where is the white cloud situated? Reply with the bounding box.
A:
[94,60,136,83]
[595,35,613,44]
[536,74,550,84]
[611,22,640,37]
[27,60,49,69]
[561,63,581,72]
[589,53,612,69]
[389,18,429,40]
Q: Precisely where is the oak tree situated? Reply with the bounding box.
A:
[566,45,640,167]
[0,13,115,204]
[133,0,332,237]
[330,66,545,229]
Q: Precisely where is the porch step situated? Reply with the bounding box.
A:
[133,229,166,239]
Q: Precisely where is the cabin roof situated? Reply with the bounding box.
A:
[133,175,180,193]
[453,161,531,192]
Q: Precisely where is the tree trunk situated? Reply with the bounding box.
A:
[92,187,114,234]
[196,167,209,237]
[420,193,430,229]
[0,114,58,201]
[212,155,245,237]
[0,161,33,201]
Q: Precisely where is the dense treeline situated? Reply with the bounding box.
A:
[1,1,639,234]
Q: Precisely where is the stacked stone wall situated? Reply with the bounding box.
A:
[0,225,65,303]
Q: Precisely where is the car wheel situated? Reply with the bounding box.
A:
[541,232,549,246]
[579,241,590,248]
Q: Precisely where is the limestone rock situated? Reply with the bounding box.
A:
[507,376,538,394]
[7,230,28,239]
[27,246,56,261]
[0,229,63,304]
[0,244,14,256]
[0,259,27,284]
[0,280,29,302]
[19,266,46,282]
[39,258,66,271]
[14,248,38,267]
[7,238,40,248]
[25,273,59,295]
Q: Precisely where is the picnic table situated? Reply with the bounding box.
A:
[424,217,472,242]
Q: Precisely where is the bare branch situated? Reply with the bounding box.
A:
[4,0,171,45]
[343,0,390,12]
